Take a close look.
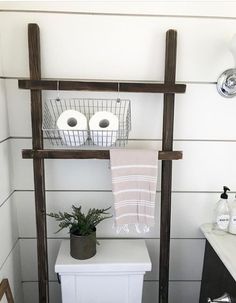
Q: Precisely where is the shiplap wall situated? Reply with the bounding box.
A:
[0,66,23,301]
[1,2,236,303]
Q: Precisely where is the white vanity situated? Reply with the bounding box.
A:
[200,224,236,303]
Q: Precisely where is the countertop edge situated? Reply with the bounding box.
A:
[201,223,236,282]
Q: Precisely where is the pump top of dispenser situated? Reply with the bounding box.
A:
[220,186,230,199]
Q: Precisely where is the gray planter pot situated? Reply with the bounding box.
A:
[70,230,96,260]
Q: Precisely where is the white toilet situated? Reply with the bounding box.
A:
[55,239,151,303]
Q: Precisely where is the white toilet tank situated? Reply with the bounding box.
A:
[55,239,151,303]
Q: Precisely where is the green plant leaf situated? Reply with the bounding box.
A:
[47,204,112,236]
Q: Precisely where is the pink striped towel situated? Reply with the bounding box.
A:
[110,149,158,233]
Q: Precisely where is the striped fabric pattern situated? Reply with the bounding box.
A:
[110,149,158,233]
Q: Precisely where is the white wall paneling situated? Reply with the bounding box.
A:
[0,6,22,297]
[2,3,235,303]
[0,141,11,204]
[0,79,9,142]
[6,79,236,141]
[0,242,24,303]
[11,138,236,192]
[5,80,31,138]
[0,41,22,301]
[0,13,235,81]
[0,142,22,302]
[0,1,236,18]
[14,190,225,239]
[13,191,36,238]
[15,191,160,239]
[6,79,164,140]
[0,197,18,269]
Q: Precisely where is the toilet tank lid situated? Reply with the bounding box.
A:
[55,239,151,273]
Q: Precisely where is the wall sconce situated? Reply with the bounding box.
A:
[217,34,236,98]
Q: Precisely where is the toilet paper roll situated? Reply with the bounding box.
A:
[56,110,88,146]
[89,111,119,147]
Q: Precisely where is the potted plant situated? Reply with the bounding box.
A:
[48,205,112,260]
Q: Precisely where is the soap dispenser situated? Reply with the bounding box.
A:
[229,195,236,235]
[213,186,230,234]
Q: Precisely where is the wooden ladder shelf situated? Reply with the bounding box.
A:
[18,23,186,303]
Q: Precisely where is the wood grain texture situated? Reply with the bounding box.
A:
[159,29,177,303]
[0,279,14,303]
[23,24,185,303]
[22,149,183,160]
[18,79,186,93]
[28,23,49,303]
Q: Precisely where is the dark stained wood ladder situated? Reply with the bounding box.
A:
[159,29,177,303]
[18,23,186,303]
[27,24,49,303]
[0,279,14,303]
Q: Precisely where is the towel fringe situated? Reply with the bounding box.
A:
[113,222,151,234]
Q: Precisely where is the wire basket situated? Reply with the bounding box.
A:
[43,98,131,148]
